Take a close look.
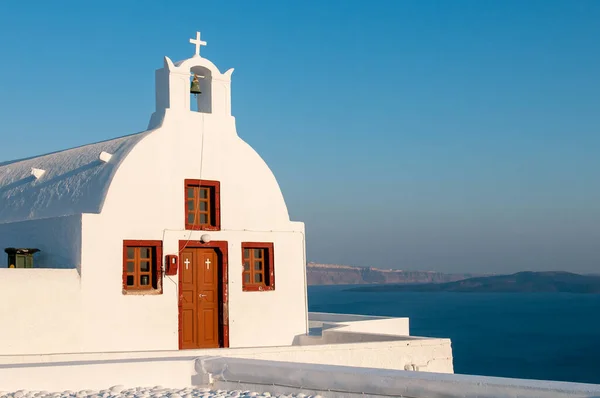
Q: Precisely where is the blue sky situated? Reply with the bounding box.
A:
[1,1,599,273]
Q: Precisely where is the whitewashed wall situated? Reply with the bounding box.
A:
[0,214,82,269]
[77,108,307,353]
[0,269,82,355]
[0,216,84,355]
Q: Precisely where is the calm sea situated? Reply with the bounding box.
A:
[308,285,600,384]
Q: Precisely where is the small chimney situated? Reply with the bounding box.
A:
[99,151,113,163]
[31,168,46,179]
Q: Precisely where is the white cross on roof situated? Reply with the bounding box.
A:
[189,31,207,57]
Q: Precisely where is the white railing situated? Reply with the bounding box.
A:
[198,356,600,398]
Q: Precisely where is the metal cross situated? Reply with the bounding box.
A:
[205,258,211,270]
[184,258,191,270]
[189,31,207,57]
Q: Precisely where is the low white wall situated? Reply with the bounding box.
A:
[309,312,409,337]
[200,356,600,398]
[0,356,198,392]
[309,312,392,322]
[0,336,452,391]
[330,318,409,336]
[300,330,413,345]
[0,269,83,355]
[0,214,82,269]
[3,353,599,398]
[247,337,452,373]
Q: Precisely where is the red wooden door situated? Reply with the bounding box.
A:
[180,248,219,349]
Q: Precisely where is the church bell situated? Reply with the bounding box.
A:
[190,74,201,95]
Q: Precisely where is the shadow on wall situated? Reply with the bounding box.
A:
[0,215,82,271]
[0,160,102,198]
[35,251,76,269]
[0,175,36,195]
[34,160,103,190]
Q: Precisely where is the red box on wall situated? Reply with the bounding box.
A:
[165,254,178,275]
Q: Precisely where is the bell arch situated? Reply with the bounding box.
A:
[190,66,212,114]
[149,50,234,129]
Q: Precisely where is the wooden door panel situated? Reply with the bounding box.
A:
[202,308,216,344]
[203,290,216,303]
[197,249,219,348]
[180,250,197,349]
[179,248,220,349]
[181,258,194,283]
[181,308,195,347]
[181,291,194,304]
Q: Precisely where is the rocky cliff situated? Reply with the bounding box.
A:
[346,271,600,293]
[306,263,476,285]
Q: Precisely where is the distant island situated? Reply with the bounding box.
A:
[306,263,478,285]
[345,271,600,294]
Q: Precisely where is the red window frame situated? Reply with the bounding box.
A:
[241,242,275,292]
[184,179,221,231]
[122,240,163,294]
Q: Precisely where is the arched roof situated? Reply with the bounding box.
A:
[0,131,150,224]
[168,56,234,80]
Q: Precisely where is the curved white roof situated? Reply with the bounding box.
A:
[0,132,149,224]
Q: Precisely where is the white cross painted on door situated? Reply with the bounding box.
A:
[205,258,211,270]
[184,258,190,270]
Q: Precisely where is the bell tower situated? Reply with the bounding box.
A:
[149,31,234,128]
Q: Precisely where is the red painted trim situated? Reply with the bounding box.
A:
[178,240,229,349]
[122,240,163,295]
[241,242,275,292]
[184,179,221,231]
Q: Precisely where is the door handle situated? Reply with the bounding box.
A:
[199,293,207,298]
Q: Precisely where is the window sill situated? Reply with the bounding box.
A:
[242,285,275,292]
[122,288,163,296]
[185,225,221,231]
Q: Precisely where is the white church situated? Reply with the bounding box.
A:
[0,32,308,354]
[0,34,454,385]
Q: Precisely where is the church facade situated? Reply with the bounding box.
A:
[0,33,308,355]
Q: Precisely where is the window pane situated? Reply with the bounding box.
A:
[140,261,150,272]
[127,247,135,259]
[200,214,208,224]
[16,256,25,268]
[187,200,194,210]
[255,273,263,283]
[244,261,250,271]
[243,249,249,259]
[254,261,262,271]
[254,249,263,258]
[127,275,134,286]
[127,261,135,273]
[187,213,195,224]
[200,188,208,199]
[139,248,151,259]
[200,201,208,211]
[187,187,194,198]
[244,273,250,283]
[140,275,150,286]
